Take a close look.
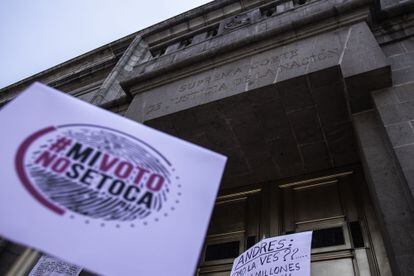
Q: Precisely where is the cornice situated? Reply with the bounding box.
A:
[0,0,271,98]
[0,38,130,99]
[121,0,372,95]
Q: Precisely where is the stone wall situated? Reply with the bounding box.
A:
[1,0,414,274]
[353,21,414,276]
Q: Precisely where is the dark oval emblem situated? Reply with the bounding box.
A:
[15,124,179,223]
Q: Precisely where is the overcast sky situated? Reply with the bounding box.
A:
[0,0,211,89]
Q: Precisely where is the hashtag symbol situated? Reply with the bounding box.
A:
[49,137,72,153]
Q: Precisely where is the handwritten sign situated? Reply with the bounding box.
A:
[0,83,227,276]
[29,255,82,276]
[230,232,313,276]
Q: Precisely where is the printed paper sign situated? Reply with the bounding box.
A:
[29,255,82,276]
[0,83,227,276]
[230,232,313,276]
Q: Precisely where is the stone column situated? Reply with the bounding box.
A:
[353,109,414,276]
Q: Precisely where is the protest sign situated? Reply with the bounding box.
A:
[0,83,227,275]
[230,232,313,276]
[29,255,82,276]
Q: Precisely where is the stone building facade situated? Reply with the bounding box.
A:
[1,0,414,275]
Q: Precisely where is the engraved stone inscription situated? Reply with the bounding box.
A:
[133,24,369,121]
[143,46,341,120]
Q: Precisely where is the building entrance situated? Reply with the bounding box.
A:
[197,170,391,276]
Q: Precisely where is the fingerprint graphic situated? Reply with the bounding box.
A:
[23,125,176,222]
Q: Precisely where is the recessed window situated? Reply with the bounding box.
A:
[311,227,345,249]
[205,241,240,261]
[349,221,365,248]
[246,236,256,249]
[206,26,219,38]
[179,38,192,49]
[151,47,167,58]
[260,5,277,17]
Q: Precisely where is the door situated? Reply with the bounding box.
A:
[197,170,391,276]
[278,171,390,276]
[197,188,262,275]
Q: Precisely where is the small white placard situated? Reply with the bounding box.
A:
[0,83,227,276]
[230,232,313,276]
[29,255,82,276]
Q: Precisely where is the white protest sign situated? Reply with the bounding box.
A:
[230,232,313,276]
[29,255,82,276]
[0,83,227,276]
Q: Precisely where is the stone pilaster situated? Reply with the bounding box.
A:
[353,110,414,276]
[90,35,151,108]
